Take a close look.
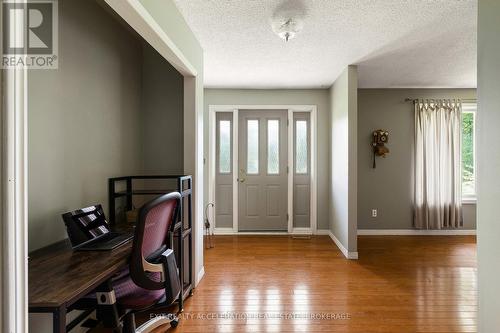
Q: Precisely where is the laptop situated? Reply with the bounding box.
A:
[62,204,133,251]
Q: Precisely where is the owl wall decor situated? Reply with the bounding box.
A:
[372,129,389,168]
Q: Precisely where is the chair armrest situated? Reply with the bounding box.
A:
[160,248,175,262]
[142,257,164,278]
[160,248,181,304]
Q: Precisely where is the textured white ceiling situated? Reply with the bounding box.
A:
[173,0,477,89]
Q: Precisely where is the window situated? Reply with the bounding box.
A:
[295,120,308,174]
[247,120,259,174]
[462,103,476,198]
[267,120,279,174]
[218,120,231,174]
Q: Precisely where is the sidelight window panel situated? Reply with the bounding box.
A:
[219,120,231,173]
[296,120,308,174]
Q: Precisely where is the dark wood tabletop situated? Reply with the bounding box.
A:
[28,238,132,309]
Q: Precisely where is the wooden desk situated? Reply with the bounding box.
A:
[29,239,132,333]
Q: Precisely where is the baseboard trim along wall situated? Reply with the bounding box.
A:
[213,228,314,235]
[292,227,313,235]
[357,229,477,236]
[213,228,289,235]
[328,231,359,260]
[196,266,205,287]
[316,229,358,259]
[213,228,237,235]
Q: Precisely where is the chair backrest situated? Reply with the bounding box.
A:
[129,191,181,290]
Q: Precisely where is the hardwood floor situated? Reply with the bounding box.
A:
[96,235,477,332]
[154,235,476,333]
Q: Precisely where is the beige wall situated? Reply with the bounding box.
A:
[141,43,184,174]
[358,89,477,230]
[204,88,331,230]
[329,66,358,254]
[478,0,500,331]
[28,0,144,251]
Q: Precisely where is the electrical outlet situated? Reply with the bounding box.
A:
[372,209,378,218]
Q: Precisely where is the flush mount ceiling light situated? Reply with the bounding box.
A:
[272,17,303,42]
[271,0,307,42]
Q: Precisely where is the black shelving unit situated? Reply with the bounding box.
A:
[108,175,193,309]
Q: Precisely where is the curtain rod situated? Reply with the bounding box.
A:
[404,98,477,103]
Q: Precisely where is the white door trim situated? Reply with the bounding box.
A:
[208,109,216,233]
[2,53,29,333]
[287,109,294,233]
[208,105,318,235]
[232,110,239,233]
[2,0,30,330]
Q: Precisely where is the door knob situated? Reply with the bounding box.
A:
[238,169,246,183]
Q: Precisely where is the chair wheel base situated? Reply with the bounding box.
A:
[170,317,179,328]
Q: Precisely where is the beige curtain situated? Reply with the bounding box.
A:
[414,100,463,229]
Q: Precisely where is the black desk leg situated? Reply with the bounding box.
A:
[53,306,66,333]
[96,280,121,330]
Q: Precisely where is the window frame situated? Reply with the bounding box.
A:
[462,103,477,202]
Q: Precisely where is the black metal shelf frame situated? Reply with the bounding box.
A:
[108,175,193,310]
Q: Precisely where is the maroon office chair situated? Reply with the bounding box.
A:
[115,191,183,332]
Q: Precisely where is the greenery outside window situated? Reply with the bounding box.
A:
[462,103,476,200]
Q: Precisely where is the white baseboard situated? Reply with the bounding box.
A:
[357,229,476,236]
[316,229,330,235]
[325,231,358,260]
[214,228,314,236]
[214,229,289,235]
[292,227,313,235]
[237,232,289,235]
[213,228,236,235]
[196,266,205,286]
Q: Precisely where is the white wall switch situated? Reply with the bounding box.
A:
[372,209,378,218]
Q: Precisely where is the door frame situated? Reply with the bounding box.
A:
[2,0,29,330]
[208,105,318,235]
